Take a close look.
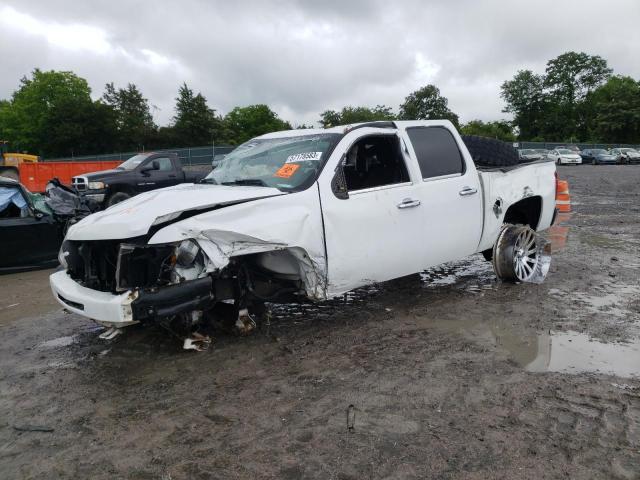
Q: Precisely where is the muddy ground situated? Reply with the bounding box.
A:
[1,165,639,479]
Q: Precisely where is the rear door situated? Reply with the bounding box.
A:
[398,123,483,267]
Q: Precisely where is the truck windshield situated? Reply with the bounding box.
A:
[203,134,341,191]
[117,154,151,170]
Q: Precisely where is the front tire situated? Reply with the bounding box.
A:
[106,191,131,207]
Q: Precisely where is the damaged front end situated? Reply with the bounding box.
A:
[52,236,311,334]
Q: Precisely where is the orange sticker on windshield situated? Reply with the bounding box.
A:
[274,163,300,178]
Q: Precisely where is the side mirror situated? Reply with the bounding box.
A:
[141,160,160,174]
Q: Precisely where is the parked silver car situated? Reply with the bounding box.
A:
[609,148,640,164]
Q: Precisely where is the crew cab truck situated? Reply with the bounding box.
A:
[51,121,557,338]
[71,152,207,208]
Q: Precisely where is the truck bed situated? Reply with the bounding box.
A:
[476,160,556,253]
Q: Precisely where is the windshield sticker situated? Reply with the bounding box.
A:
[274,164,300,178]
[285,151,323,163]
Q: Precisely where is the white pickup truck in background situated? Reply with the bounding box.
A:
[50,120,557,340]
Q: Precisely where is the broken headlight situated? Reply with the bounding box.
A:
[58,245,69,269]
[176,240,200,267]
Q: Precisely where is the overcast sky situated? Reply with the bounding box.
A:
[1,0,639,127]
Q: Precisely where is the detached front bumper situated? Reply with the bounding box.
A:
[50,270,138,327]
[50,271,215,327]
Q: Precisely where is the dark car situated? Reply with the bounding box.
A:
[0,177,64,272]
[580,149,618,165]
[72,152,208,208]
[518,149,543,162]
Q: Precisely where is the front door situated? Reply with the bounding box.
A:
[137,156,177,192]
[0,186,62,269]
[319,130,426,295]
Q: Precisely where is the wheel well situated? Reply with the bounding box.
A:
[503,196,542,230]
[107,186,135,198]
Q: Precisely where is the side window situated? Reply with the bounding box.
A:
[407,127,464,179]
[155,157,173,171]
[342,135,409,191]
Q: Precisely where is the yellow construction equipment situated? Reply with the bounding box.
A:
[0,141,39,181]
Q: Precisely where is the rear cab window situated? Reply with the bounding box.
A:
[406,127,465,180]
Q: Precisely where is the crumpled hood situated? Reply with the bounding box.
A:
[66,183,285,240]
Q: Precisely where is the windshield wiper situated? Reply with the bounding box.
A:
[221,179,268,187]
[200,178,218,184]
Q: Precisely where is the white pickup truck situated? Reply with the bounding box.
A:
[50,121,557,337]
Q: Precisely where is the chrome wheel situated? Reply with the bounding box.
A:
[512,228,539,281]
[492,225,542,282]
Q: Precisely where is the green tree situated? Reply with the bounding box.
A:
[40,98,118,157]
[0,69,106,156]
[102,82,157,151]
[398,85,459,127]
[461,120,515,142]
[172,83,223,146]
[319,105,395,128]
[223,105,291,144]
[544,52,612,140]
[500,70,547,140]
[587,76,640,143]
[544,52,612,103]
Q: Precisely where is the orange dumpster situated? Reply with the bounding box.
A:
[18,160,122,192]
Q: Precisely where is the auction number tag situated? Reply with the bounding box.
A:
[285,151,322,163]
[274,164,300,178]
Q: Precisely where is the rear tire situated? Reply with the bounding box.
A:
[492,225,540,282]
[460,135,519,167]
[106,191,131,207]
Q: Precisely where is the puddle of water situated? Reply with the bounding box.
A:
[38,335,77,349]
[526,331,640,378]
[430,316,640,378]
[550,285,640,320]
[547,212,571,253]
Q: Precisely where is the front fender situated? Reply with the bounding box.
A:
[148,186,328,299]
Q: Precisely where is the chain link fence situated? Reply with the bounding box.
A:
[515,141,640,150]
[44,145,236,165]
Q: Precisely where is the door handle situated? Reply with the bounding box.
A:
[397,198,421,209]
[459,186,478,196]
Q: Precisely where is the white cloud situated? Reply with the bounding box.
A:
[1,0,639,127]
